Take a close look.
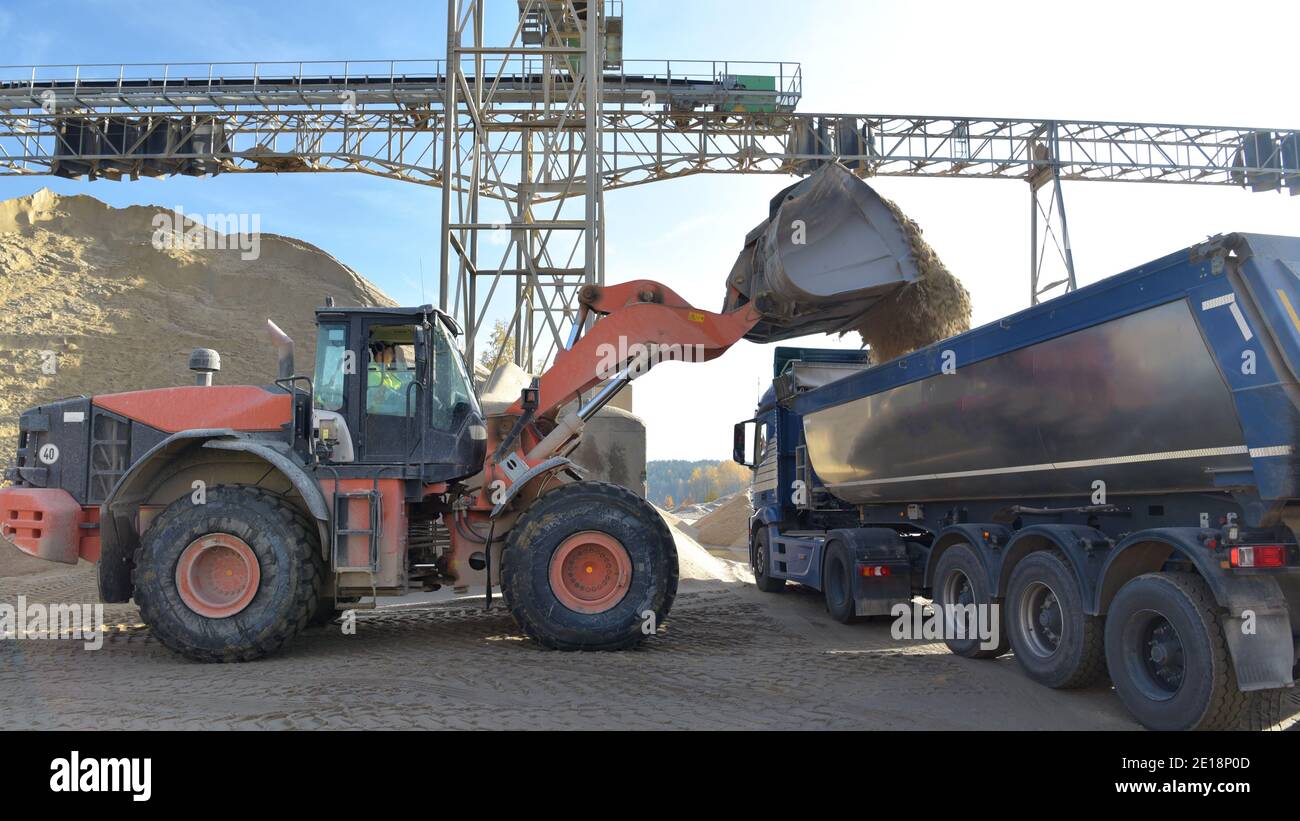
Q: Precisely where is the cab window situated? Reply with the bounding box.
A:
[429,320,477,431]
[366,325,418,417]
[313,324,348,411]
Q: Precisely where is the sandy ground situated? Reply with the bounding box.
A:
[0,532,1154,731]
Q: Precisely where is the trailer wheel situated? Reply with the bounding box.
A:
[1104,572,1247,730]
[823,540,859,623]
[753,528,785,593]
[133,485,322,663]
[932,543,1008,659]
[1006,551,1105,688]
[501,481,678,650]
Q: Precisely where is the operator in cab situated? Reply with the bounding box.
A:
[366,341,414,416]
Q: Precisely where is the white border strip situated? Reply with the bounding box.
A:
[829,444,1293,489]
[1201,293,1236,310]
[1250,445,1294,458]
[1228,302,1255,342]
[1199,291,1254,341]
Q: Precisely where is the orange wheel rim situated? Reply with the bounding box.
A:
[548,531,632,614]
[175,533,260,619]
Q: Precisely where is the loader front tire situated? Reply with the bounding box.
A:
[133,485,321,663]
[501,481,678,650]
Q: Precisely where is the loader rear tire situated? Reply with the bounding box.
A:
[501,481,678,650]
[133,485,322,663]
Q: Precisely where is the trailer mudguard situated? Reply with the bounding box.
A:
[998,524,1111,610]
[924,524,1010,593]
[97,430,328,603]
[1097,528,1296,690]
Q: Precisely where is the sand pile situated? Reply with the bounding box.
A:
[692,492,751,548]
[851,198,971,362]
[655,507,750,583]
[0,187,394,471]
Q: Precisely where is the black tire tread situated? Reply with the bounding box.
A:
[1161,572,1250,731]
[1107,572,1247,731]
[133,485,321,663]
[501,481,678,651]
[823,540,858,624]
[932,543,1008,659]
[753,528,785,593]
[1007,550,1106,689]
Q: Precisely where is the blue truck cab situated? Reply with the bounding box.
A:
[735,347,915,617]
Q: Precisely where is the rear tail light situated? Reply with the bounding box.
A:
[859,565,891,577]
[1230,545,1289,568]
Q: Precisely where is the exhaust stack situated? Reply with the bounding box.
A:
[267,319,295,379]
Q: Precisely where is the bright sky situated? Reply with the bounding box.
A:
[1,1,1298,462]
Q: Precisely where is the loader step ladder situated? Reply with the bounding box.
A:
[331,479,381,574]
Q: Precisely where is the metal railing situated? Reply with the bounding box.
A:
[0,58,803,112]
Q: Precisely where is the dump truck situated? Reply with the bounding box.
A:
[733,231,1300,730]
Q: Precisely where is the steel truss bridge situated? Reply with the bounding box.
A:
[0,0,1296,370]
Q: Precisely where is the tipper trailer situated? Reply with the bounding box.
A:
[734,233,1300,730]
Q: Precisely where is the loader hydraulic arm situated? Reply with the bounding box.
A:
[465,279,760,517]
[510,279,762,421]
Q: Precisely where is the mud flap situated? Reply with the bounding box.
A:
[832,528,913,617]
[1218,574,1296,691]
[97,512,136,603]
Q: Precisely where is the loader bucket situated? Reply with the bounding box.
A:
[723,162,922,343]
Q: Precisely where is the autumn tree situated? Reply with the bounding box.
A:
[478,318,516,373]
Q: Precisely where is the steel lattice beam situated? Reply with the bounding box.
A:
[0,41,1295,357]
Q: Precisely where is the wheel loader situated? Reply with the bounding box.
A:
[0,163,919,661]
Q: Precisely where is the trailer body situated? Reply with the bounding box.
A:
[736,233,1300,730]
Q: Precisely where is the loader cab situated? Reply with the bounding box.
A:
[311,305,486,481]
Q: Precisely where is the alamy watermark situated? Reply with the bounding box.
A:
[150,206,262,260]
[0,596,103,650]
[595,336,708,380]
[891,601,1002,651]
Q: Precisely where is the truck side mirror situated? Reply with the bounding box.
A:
[733,419,758,467]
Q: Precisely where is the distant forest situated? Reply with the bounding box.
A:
[647,459,750,509]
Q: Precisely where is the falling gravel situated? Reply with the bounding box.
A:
[851,197,972,363]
